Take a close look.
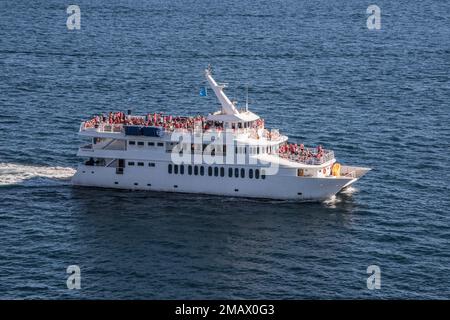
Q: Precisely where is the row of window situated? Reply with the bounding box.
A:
[128,140,275,155]
[167,164,266,179]
[129,141,164,147]
[128,161,156,167]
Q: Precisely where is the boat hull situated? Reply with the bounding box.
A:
[71,164,367,201]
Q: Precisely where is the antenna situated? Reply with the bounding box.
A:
[245,84,249,111]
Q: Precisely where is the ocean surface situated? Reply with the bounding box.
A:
[0,0,449,299]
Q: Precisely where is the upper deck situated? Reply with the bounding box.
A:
[79,112,286,145]
[77,67,335,167]
[78,114,334,166]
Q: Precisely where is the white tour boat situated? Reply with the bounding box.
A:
[72,67,370,200]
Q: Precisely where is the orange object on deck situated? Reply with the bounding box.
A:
[331,163,341,177]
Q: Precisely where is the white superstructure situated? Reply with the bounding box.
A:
[72,67,370,201]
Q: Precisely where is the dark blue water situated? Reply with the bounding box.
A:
[0,0,449,299]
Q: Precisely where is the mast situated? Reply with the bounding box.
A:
[204,66,239,115]
[245,84,249,112]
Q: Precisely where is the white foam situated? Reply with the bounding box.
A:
[323,195,341,207]
[341,186,358,195]
[0,163,76,186]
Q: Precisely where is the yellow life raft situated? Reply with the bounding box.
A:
[331,163,341,177]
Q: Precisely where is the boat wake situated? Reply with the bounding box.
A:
[0,163,75,187]
[323,195,341,208]
[340,186,358,195]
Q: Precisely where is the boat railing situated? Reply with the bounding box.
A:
[80,122,285,145]
[81,122,252,136]
[80,122,123,133]
[278,148,335,165]
[80,144,93,151]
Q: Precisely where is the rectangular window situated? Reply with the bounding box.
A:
[129,141,135,145]
[128,162,135,166]
[137,162,144,166]
[137,141,144,146]
[168,164,172,174]
[148,142,155,146]
[157,142,164,147]
[148,162,155,167]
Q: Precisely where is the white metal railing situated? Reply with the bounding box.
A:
[80,123,123,133]
[80,122,276,139]
[278,149,335,165]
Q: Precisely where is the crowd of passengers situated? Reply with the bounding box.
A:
[278,143,326,162]
[84,112,265,132]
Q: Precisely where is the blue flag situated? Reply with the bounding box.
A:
[199,87,207,97]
